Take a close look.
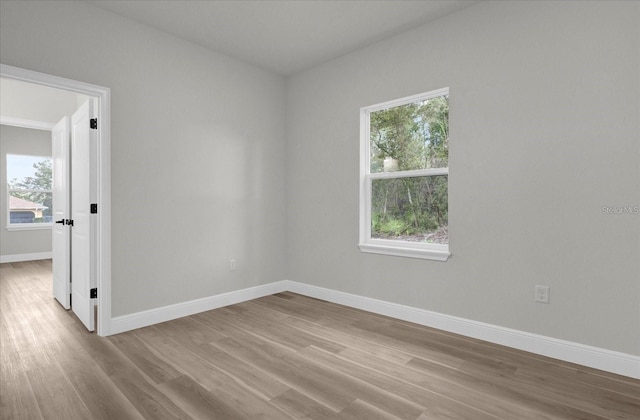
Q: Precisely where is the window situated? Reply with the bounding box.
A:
[6,154,53,230]
[359,88,450,261]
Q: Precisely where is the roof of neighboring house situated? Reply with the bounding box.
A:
[9,195,47,210]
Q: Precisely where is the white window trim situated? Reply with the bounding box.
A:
[6,154,53,231]
[358,88,451,261]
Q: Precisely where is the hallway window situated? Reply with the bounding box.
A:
[6,154,53,229]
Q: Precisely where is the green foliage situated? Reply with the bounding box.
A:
[8,159,52,190]
[369,95,449,243]
[379,218,409,236]
[371,177,449,238]
[370,95,449,172]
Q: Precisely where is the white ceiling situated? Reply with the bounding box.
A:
[89,0,477,76]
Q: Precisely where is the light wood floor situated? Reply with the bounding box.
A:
[1,260,639,419]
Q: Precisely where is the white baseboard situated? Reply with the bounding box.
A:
[0,252,52,263]
[108,279,639,379]
[285,281,640,380]
[110,280,289,335]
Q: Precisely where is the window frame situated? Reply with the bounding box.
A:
[6,153,53,231]
[358,87,450,261]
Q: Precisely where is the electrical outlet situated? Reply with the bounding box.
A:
[535,285,550,304]
[229,259,237,271]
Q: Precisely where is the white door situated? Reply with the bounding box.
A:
[71,100,96,331]
[51,116,70,309]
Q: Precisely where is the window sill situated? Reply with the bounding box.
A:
[6,224,52,232]
[358,242,450,261]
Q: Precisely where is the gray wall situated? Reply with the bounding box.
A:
[1,0,638,357]
[0,0,288,317]
[0,125,52,256]
[286,1,639,356]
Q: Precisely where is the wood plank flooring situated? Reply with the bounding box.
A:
[1,260,639,419]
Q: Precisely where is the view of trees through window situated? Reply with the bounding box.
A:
[7,155,53,224]
[369,94,449,244]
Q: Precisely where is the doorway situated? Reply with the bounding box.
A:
[0,64,111,336]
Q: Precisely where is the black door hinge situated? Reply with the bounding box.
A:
[66,219,74,227]
[90,118,98,129]
[90,288,97,299]
[91,203,98,214]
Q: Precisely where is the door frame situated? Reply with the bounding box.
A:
[1,63,112,336]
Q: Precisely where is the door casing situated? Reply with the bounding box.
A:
[1,63,112,336]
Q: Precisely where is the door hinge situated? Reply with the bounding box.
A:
[90,288,97,299]
[66,219,74,227]
[90,203,98,214]
[90,118,98,129]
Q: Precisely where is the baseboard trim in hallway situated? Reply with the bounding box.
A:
[0,252,52,263]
